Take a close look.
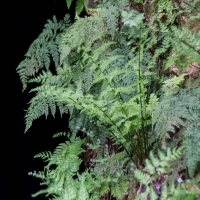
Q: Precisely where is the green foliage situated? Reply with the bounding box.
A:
[21,7,163,164]
[29,136,86,199]
[164,26,200,72]
[145,168,200,200]
[16,14,71,91]
[152,86,200,177]
[29,134,129,199]
[133,147,195,200]
[18,0,200,199]
[66,0,88,16]
[169,174,200,200]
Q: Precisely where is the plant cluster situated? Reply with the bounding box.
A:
[17,0,200,199]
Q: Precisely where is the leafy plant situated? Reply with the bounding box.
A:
[153,85,200,177]
[17,0,200,199]
[131,147,200,200]
[29,135,89,200]
[29,133,129,199]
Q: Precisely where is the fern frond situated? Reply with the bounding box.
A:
[16,14,71,90]
[53,132,68,138]
[134,169,151,185]
[134,147,184,199]
[34,151,52,162]
[77,173,89,200]
[100,6,119,39]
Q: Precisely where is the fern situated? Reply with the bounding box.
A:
[65,0,89,16]
[16,14,71,90]
[100,6,120,39]
[184,114,200,178]
[29,134,129,199]
[153,87,200,177]
[18,0,200,199]
[21,4,163,166]
[29,136,86,199]
[77,173,89,200]
[34,151,52,162]
[133,147,184,199]
[52,131,68,138]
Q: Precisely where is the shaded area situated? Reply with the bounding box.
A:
[4,0,74,199]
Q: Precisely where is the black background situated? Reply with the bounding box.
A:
[4,0,77,199]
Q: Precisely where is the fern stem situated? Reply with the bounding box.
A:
[138,30,148,160]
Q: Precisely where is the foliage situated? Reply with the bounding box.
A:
[29,136,89,200]
[132,147,200,200]
[169,174,200,200]
[18,0,200,199]
[66,0,88,16]
[16,14,71,91]
[29,134,129,199]
[153,85,200,177]
[133,147,183,199]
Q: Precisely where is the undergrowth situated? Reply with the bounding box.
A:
[17,0,200,199]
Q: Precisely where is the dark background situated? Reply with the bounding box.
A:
[4,0,77,199]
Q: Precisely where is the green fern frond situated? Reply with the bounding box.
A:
[134,169,151,185]
[152,87,200,176]
[16,14,71,90]
[184,122,200,177]
[162,74,187,95]
[66,0,73,9]
[100,6,119,39]
[77,173,89,200]
[34,151,52,162]
[53,132,68,138]
[134,147,184,199]
[30,136,86,199]
[28,70,53,84]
